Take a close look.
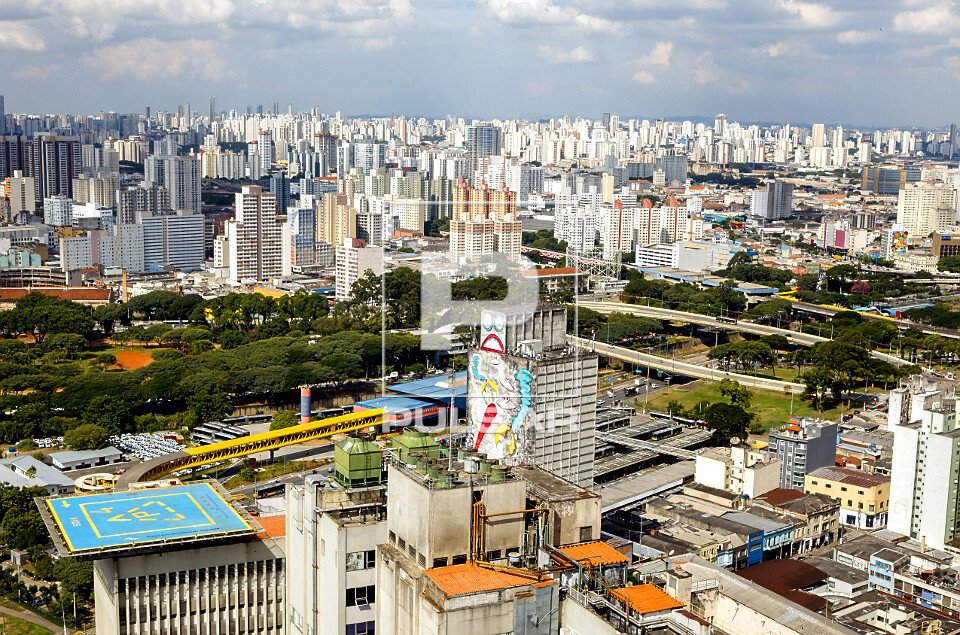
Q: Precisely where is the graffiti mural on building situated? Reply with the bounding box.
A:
[468,350,536,461]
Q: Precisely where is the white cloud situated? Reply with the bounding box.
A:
[82,38,228,81]
[763,41,790,57]
[836,29,880,44]
[478,0,619,33]
[632,70,656,84]
[780,0,838,28]
[692,51,749,93]
[631,41,672,83]
[0,20,45,51]
[894,2,960,35]
[539,45,596,63]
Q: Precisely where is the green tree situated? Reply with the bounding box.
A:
[270,410,299,431]
[718,378,752,409]
[81,395,132,434]
[939,255,960,273]
[185,391,232,429]
[703,402,753,446]
[63,423,110,450]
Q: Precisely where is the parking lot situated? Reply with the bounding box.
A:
[109,433,183,461]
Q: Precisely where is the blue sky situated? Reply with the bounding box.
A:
[1,0,959,127]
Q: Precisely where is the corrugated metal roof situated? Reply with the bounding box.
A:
[558,540,629,567]
[610,584,684,615]
[425,563,534,597]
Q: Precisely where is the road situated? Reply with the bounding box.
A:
[577,300,908,367]
[570,336,806,393]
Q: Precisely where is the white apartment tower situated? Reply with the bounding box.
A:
[225,185,291,283]
[888,383,960,549]
[897,182,956,238]
[335,237,383,301]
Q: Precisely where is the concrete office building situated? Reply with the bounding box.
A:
[287,438,387,635]
[467,306,598,486]
[117,184,170,224]
[694,444,781,500]
[39,482,287,635]
[377,451,603,635]
[142,212,206,271]
[768,419,838,490]
[888,383,960,549]
[43,195,73,227]
[225,185,291,283]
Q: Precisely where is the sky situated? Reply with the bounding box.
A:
[1,0,960,127]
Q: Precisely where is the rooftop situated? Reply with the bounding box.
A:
[425,563,538,597]
[254,514,287,539]
[557,541,629,567]
[807,466,888,488]
[609,584,684,615]
[0,456,73,489]
[41,481,258,557]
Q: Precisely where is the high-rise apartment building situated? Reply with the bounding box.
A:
[28,134,81,200]
[466,123,502,179]
[749,180,793,220]
[314,132,338,176]
[334,237,383,301]
[317,193,357,246]
[888,383,960,549]
[269,171,289,214]
[72,172,118,207]
[449,214,521,260]
[897,181,956,238]
[117,184,170,224]
[144,154,201,214]
[768,419,838,490]
[452,179,516,220]
[3,171,35,221]
[288,205,317,268]
[598,199,635,259]
[225,185,290,282]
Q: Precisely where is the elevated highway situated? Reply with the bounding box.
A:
[116,409,385,488]
[576,301,907,367]
[568,335,805,393]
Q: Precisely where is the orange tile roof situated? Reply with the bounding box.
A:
[610,585,684,615]
[558,541,629,567]
[425,563,535,597]
[254,514,287,539]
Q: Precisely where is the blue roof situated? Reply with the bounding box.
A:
[355,396,442,414]
[389,372,468,409]
[47,482,252,553]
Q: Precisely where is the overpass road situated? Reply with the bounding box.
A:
[575,301,907,367]
[568,335,806,394]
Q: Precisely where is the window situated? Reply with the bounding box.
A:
[346,585,376,608]
[346,550,376,571]
[840,487,848,492]
[346,621,375,635]
[432,557,448,568]
[579,526,593,542]
[451,554,468,565]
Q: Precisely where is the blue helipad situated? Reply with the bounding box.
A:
[47,482,251,553]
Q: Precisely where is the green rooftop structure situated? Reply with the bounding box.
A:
[334,436,384,488]
[390,428,442,464]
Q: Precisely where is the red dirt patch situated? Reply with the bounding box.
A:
[115,349,154,370]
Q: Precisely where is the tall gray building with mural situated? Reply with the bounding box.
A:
[466,305,598,486]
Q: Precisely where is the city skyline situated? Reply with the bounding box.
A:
[2,1,960,127]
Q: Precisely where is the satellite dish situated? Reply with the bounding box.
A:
[730,436,741,446]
